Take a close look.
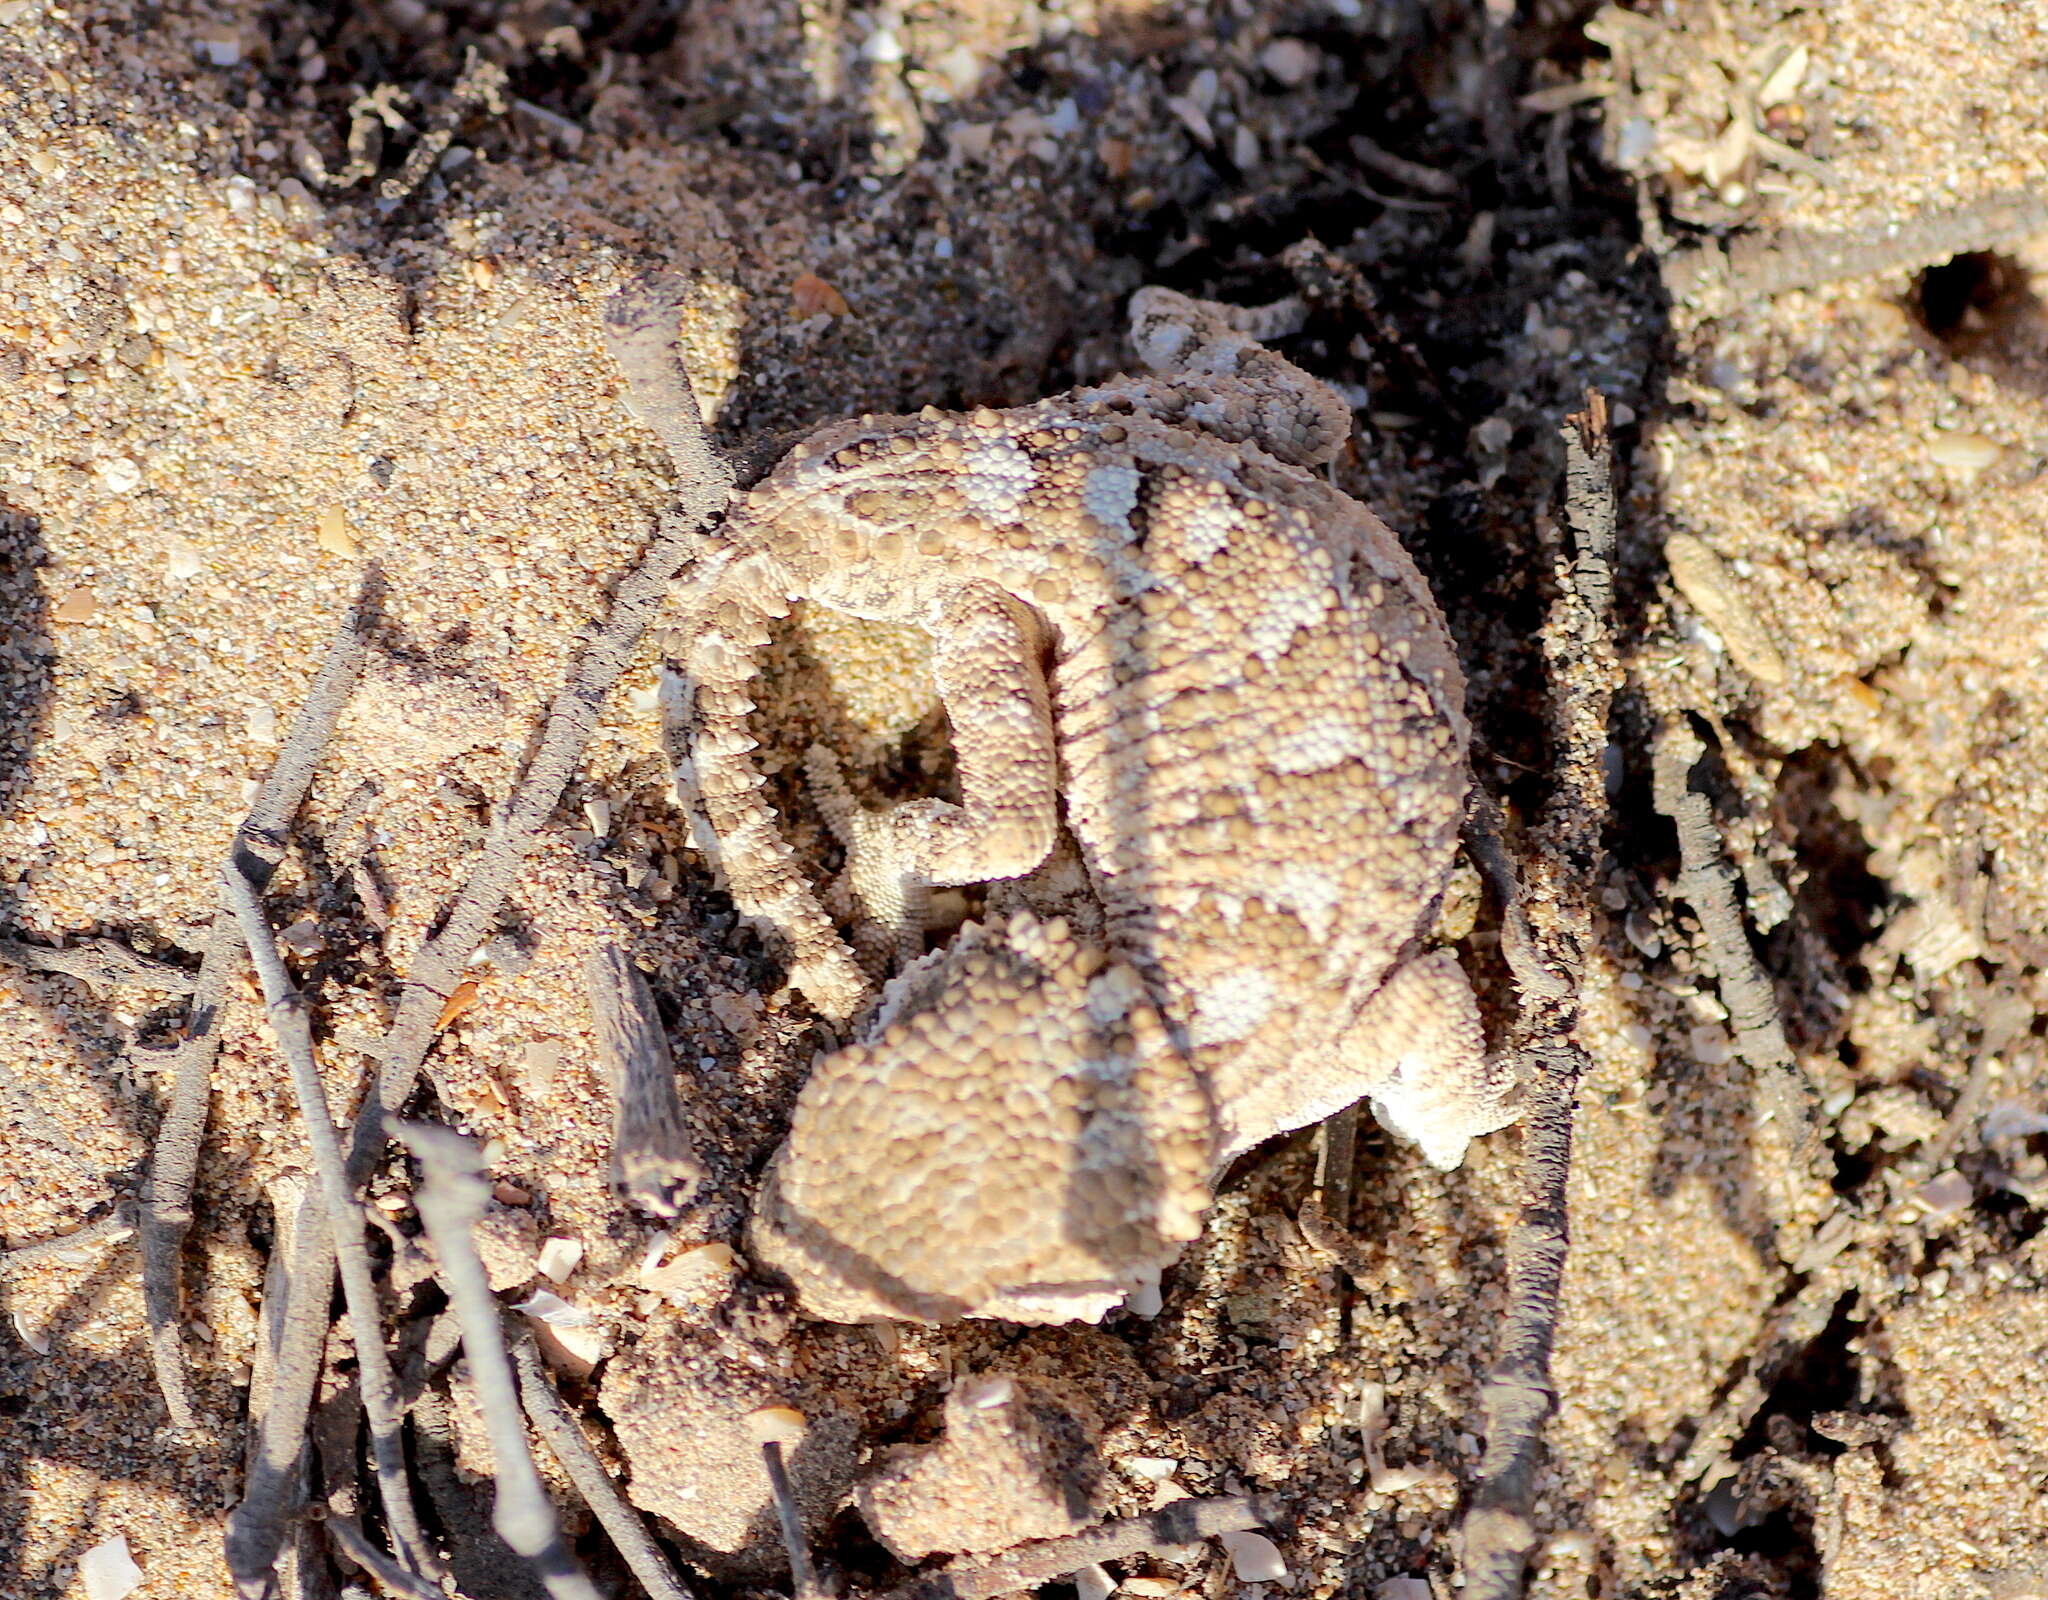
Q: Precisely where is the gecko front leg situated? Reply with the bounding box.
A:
[804,579,1061,975]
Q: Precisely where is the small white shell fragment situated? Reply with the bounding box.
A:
[12,1311,49,1355]
[79,1534,144,1600]
[536,1236,584,1282]
[1757,44,1810,108]
[1123,1455,1179,1481]
[1928,431,2001,479]
[513,1288,592,1327]
[1375,1581,1431,1600]
[959,1374,1015,1409]
[1074,1563,1118,1600]
[1073,1556,1122,1597]
[640,1240,739,1301]
[536,1320,606,1375]
[744,1405,808,1445]
[1259,38,1320,87]
[1217,1529,1288,1583]
[1120,1579,1180,1598]
[1910,1170,1974,1218]
[583,796,614,837]
[163,539,204,581]
[96,457,142,493]
[245,703,278,743]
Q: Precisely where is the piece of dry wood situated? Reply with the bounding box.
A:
[397,1121,603,1600]
[763,1439,827,1600]
[323,1514,451,1600]
[0,1205,135,1273]
[227,1177,337,1593]
[1649,719,1833,1264]
[586,944,706,1216]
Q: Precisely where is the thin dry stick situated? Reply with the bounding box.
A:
[221,867,435,1585]
[341,273,733,1196]
[143,576,375,1430]
[762,1441,826,1600]
[377,48,508,205]
[0,936,197,994]
[227,1183,337,1594]
[512,1333,699,1600]
[0,1205,135,1272]
[397,1122,603,1600]
[1649,719,1831,1264]
[587,943,707,1216]
[877,1495,1285,1600]
[323,1514,451,1600]
[1459,395,1621,1600]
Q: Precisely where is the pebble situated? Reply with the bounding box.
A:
[744,1404,808,1445]
[1260,39,1321,87]
[52,585,96,623]
[1664,531,1788,685]
[1928,430,2001,480]
[1075,1564,1118,1600]
[536,1235,584,1282]
[96,457,142,493]
[1911,1170,1974,1218]
[316,506,355,560]
[791,272,850,318]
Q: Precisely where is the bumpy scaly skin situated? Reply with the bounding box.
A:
[674,288,1517,1324]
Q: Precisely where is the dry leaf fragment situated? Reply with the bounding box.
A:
[1664,532,1788,685]
[791,272,849,318]
[435,979,482,1030]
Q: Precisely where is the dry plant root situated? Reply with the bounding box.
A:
[1456,395,1622,1600]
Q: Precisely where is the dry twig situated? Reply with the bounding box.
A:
[229,1175,337,1594]
[323,1515,450,1600]
[397,1122,603,1600]
[763,1440,828,1600]
[221,866,435,1588]
[512,1332,699,1600]
[1662,184,2048,311]
[143,575,375,1431]
[1458,394,1622,1600]
[0,1205,135,1272]
[377,49,508,206]
[1649,719,1832,1263]
[0,936,197,994]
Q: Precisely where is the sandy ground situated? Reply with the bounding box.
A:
[1,0,2046,1596]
